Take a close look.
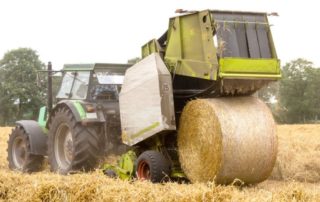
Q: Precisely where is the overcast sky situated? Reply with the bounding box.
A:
[0,0,318,69]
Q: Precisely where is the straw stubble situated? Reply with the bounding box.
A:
[0,124,319,201]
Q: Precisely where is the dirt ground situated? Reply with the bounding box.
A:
[0,125,319,202]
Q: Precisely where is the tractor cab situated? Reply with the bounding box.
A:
[56,63,131,102]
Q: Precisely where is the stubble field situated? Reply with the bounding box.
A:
[0,125,319,202]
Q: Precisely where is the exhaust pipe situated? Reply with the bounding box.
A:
[47,62,53,114]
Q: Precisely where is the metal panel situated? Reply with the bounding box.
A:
[212,11,273,59]
[63,64,95,71]
[164,10,219,80]
[16,120,48,156]
[120,53,176,146]
[63,63,131,72]
[256,16,272,58]
[244,15,261,58]
[219,58,281,77]
[94,63,131,73]
[213,14,238,57]
[234,14,249,58]
[219,14,240,57]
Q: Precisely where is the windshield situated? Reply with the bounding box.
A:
[95,71,124,84]
[56,72,73,99]
[56,71,90,99]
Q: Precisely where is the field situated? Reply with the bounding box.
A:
[0,125,319,202]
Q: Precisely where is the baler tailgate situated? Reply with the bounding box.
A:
[211,10,281,94]
[211,10,275,59]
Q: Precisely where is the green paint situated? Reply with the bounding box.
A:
[37,106,48,133]
[142,39,161,58]
[163,10,219,80]
[63,63,130,72]
[144,10,279,82]
[171,170,187,178]
[131,122,160,139]
[219,58,281,79]
[73,101,86,120]
[63,64,95,71]
[102,150,137,180]
[117,151,137,180]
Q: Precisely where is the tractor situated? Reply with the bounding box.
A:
[7,63,130,174]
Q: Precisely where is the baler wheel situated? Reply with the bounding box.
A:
[136,150,170,183]
[7,127,44,172]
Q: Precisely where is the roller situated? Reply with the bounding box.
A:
[177,96,277,184]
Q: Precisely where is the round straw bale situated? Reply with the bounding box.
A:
[178,96,277,184]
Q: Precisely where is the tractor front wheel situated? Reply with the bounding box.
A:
[136,150,171,183]
[48,107,104,174]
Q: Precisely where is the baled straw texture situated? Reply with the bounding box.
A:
[178,96,277,184]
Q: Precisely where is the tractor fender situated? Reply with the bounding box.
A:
[16,120,47,156]
[57,100,84,121]
[47,100,104,128]
[46,101,84,129]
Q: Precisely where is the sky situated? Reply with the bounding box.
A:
[0,0,318,70]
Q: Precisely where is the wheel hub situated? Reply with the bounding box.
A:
[12,137,27,169]
[137,160,151,180]
[55,124,73,170]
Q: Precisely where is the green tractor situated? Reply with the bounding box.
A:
[7,63,130,174]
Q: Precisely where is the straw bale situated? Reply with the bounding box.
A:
[178,96,277,184]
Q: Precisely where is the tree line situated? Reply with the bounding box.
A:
[259,58,320,123]
[0,48,45,125]
[0,48,319,126]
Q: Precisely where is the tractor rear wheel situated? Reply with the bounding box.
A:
[136,150,171,183]
[48,107,104,174]
[7,126,44,172]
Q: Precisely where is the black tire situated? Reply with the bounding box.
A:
[7,126,44,172]
[136,150,171,183]
[48,107,104,174]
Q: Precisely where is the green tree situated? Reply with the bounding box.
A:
[278,58,319,123]
[303,67,320,120]
[0,48,45,125]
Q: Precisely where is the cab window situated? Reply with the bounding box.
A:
[56,71,90,99]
